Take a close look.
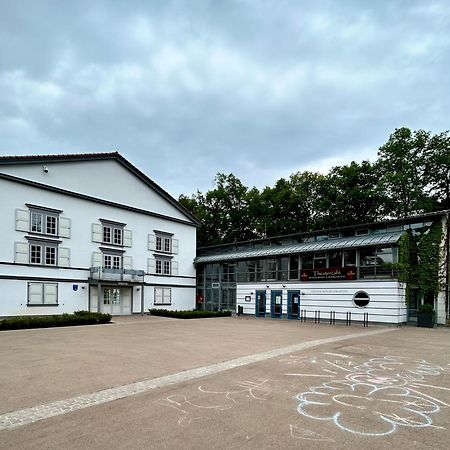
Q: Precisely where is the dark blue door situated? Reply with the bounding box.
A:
[255,290,266,317]
[271,290,283,318]
[287,291,300,319]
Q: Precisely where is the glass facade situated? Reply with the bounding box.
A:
[197,244,398,310]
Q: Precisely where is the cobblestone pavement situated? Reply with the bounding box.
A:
[0,328,393,430]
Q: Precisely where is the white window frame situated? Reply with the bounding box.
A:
[102,224,124,245]
[29,243,58,266]
[30,210,59,236]
[27,282,58,305]
[103,253,122,269]
[155,258,171,275]
[155,234,172,253]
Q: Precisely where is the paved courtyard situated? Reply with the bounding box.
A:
[1,316,450,449]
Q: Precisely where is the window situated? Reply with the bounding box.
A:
[328,250,343,268]
[301,254,313,269]
[155,258,171,275]
[114,228,123,245]
[156,235,162,251]
[28,282,58,305]
[104,288,120,305]
[313,252,327,269]
[29,243,58,266]
[353,291,370,307]
[103,254,121,269]
[355,228,369,236]
[155,234,172,253]
[102,225,123,245]
[164,237,171,253]
[30,211,58,236]
[154,287,171,305]
[289,255,299,280]
[163,260,171,275]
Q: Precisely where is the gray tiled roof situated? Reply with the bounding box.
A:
[195,231,404,264]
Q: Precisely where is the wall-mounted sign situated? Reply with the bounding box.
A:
[72,284,78,291]
[300,267,356,281]
[245,295,251,302]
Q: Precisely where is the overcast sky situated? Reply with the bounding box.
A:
[0,1,449,197]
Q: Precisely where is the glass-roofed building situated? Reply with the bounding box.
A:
[194,210,450,325]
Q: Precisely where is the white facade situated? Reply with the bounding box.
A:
[236,281,407,324]
[0,153,198,317]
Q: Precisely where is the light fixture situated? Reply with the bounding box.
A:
[43,166,49,173]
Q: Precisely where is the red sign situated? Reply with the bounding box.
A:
[300,267,356,281]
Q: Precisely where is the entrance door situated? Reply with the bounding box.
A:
[288,290,300,319]
[102,287,132,315]
[271,290,283,319]
[255,290,266,317]
[408,288,419,322]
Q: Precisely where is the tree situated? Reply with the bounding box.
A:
[377,128,433,217]
[424,131,450,210]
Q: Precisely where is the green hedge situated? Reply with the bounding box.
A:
[0,310,111,331]
[149,308,232,319]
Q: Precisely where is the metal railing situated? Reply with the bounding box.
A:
[89,267,145,282]
[294,309,369,327]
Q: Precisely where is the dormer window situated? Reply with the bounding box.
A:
[355,228,369,236]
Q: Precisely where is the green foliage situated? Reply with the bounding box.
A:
[0,311,111,330]
[394,231,414,301]
[416,221,443,298]
[394,222,444,302]
[418,303,435,314]
[149,309,232,319]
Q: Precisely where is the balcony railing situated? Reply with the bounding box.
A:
[89,267,145,282]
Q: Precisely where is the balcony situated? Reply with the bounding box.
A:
[89,267,145,283]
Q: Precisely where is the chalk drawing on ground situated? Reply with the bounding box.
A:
[160,378,274,427]
[294,356,449,437]
[289,424,335,442]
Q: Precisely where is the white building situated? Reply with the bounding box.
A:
[0,152,199,317]
[196,211,450,325]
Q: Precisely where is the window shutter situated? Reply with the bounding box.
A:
[123,255,132,270]
[92,223,103,243]
[163,288,172,305]
[123,229,132,247]
[59,217,71,238]
[172,238,179,254]
[147,257,156,274]
[28,283,43,304]
[154,287,163,304]
[92,252,102,267]
[148,233,156,251]
[58,247,70,267]
[44,284,58,304]
[15,209,30,232]
[171,261,178,276]
[15,242,29,263]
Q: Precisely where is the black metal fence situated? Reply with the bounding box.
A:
[297,309,369,327]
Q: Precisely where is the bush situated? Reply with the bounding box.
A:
[418,303,435,314]
[0,311,112,331]
[149,308,232,319]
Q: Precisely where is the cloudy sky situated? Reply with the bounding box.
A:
[0,1,449,197]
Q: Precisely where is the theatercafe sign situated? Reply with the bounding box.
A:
[300,267,356,281]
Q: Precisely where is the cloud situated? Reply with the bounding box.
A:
[0,0,449,196]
